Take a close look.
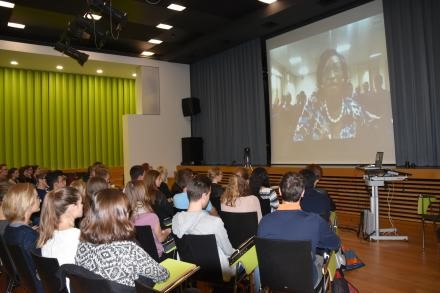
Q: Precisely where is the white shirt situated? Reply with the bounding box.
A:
[42,228,80,265]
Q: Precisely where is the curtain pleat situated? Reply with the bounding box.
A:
[0,67,135,169]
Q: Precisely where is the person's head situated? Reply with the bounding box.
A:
[249,167,270,195]
[7,168,19,180]
[86,177,109,202]
[299,169,317,189]
[317,49,349,99]
[2,183,40,222]
[46,171,67,191]
[0,163,7,178]
[70,179,87,202]
[31,165,40,177]
[80,188,134,244]
[187,175,211,208]
[156,166,168,183]
[26,165,34,177]
[141,163,151,173]
[207,167,223,183]
[18,165,29,179]
[89,162,105,178]
[37,187,83,247]
[0,181,11,204]
[305,164,323,181]
[130,165,145,181]
[221,167,250,206]
[36,172,48,189]
[279,172,304,203]
[175,168,194,191]
[94,167,110,183]
[145,169,161,189]
[124,180,151,212]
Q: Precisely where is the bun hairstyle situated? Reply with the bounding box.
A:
[37,187,81,247]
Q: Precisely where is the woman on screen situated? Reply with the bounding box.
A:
[293,49,377,141]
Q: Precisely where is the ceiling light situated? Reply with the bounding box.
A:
[7,22,26,29]
[369,53,382,58]
[132,73,137,77]
[96,69,103,74]
[56,65,64,70]
[10,60,18,65]
[167,4,186,11]
[141,51,154,57]
[258,0,277,3]
[148,39,163,44]
[289,56,302,65]
[336,44,351,53]
[84,13,102,21]
[156,23,172,30]
[0,1,15,8]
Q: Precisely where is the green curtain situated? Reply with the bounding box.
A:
[0,67,136,169]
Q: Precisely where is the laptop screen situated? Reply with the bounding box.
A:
[375,152,384,168]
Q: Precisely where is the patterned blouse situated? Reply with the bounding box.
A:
[75,240,169,287]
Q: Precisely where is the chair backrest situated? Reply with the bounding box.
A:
[255,237,314,293]
[60,263,135,293]
[7,244,43,293]
[259,198,272,216]
[173,234,223,283]
[134,275,158,293]
[0,235,19,286]
[219,211,258,248]
[31,251,67,293]
[135,225,160,261]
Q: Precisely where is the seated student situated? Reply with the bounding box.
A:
[249,167,279,215]
[258,172,340,287]
[145,170,174,223]
[84,177,109,214]
[130,165,146,182]
[221,167,262,222]
[172,175,235,282]
[0,180,11,234]
[125,180,171,258]
[299,169,332,221]
[207,167,225,212]
[7,167,19,184]
[2,183,43,292]
[76,188,169,287]
[305,164,336,211]
[38,187,83,266]
[157,166,172,199]
[173,168,215,214]
[46,170,67,192]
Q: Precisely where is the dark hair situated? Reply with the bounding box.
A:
[187,175,211,202]
[317,49,348,90]
[130,165,145,181]
[280,172,304,202]
[249,167,270,195]
[144,170,161,204]
[0,180,12,201]
[80,188,134,244]
[7,168,18,180]
[46,170,65,191]
[305,164,323,180]
[95,167,110,181]
[299,169,317,189]
[175,168,194,189]
[38,187,82,247]
[85,177,109,213]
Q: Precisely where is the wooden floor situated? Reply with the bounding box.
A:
[1,224,439,293]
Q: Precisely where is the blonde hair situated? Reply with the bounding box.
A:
[70,179,86,201]
[221,168,250,207]
[124,180,152,213]
[207,167,222,180]
[37,187,81,247]
[2,183,37,222]
[156,166,168,182]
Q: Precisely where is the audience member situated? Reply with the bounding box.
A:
[130,165,145,181]
[0,163,7,181]
[299,169,332,221]
[95,167,110,183]
[172,175,235,281]
[157,166,172,199]
[125,180,171,258]
[18,165,33,183]
[84,177,109,214]
[38,187,83,266]
[76,188,169,287]
[35,172,49,202]
[305,164,336,210]
[257,172,340,287]
[7,167,19,184]
[0,180,11,234]
[70,179,86,202]
[144,170,174,224]
[221,167,262,222]
[173,168,215,214]
[46,170,67,191]
[249,167,279,215]
[207,167,225,212]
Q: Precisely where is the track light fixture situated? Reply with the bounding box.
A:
[88,0,128,33]
[54,41,89,66]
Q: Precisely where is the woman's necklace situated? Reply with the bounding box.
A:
[324,100,344,123]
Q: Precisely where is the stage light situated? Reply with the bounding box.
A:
[167,4,186,11]
[148,39,162,44]
[96,69,103,74]
[10,60,18,65]
[141,51,154,57]
[156,23,172,30]
[56,65,64,70]
[8,22,25,29]
[88,0,127,32]
[68,17,108,48]
[54,41,89,66]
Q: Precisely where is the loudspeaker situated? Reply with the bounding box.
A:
[181,137,203,165]
[182,97,200,117]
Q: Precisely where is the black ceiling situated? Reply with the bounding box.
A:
[0,0,372,64]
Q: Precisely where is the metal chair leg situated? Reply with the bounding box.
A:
[422,218,425,250]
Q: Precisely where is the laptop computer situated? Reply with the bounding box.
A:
[359,152,384,170]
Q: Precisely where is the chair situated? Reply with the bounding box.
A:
[219,211,258,248]
[255,237,326,293]
[7,244,44,293]
[134,275,159,293]
[259,198,272,216]
[135,225,160,261]
[418,194,440,249]
[31,251,68,293]
[60,263,135,293]
[0,236,19,293]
